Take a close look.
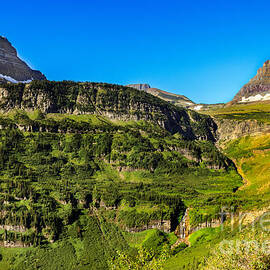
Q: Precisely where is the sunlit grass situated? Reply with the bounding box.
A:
[203,101,270,123]
[225,134,270,200]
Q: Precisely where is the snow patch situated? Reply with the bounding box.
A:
[240,94,270,103]
[21,79,33,83]
[0,74,18,83]
[193,105,203,111]
[0,74,32,84]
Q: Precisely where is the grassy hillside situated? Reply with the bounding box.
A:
[166,210,270,269]
[162,104,270,269]
[225,134,270,202]
[204,101,270,123]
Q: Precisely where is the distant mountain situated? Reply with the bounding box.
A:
[231,60,270,104]
[126,84,195,107]
[0,36,46,83]
[127,84,151,91]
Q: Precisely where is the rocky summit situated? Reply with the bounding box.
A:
[232,60,270,103]
[0,36,46,83]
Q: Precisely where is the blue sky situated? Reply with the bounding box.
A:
[1,0,270,103]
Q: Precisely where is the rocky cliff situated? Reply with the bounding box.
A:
[174,208,223,241]
[214,118,270,146]
[0,80,217,141]
[126,84,151,91]
[232,60,270,103]
[0,36,46,83]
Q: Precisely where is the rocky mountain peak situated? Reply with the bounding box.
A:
[0,36,46,83]
[232,60,270,103]
[0,36,16,55]
[249,60,270,83]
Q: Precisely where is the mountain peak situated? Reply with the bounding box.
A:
[0,36,46,83]
[232,60,270,103]
[249,59,270,83]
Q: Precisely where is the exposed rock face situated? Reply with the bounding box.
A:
[214,118,270,146]
[127,83,195,108]
[0,36,46,83]
[175,208,223,240]
[125,220,171,233]
[126,83,151,91]
[232,60,270,103]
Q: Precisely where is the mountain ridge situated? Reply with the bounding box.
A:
[0,80,217,141]
[126,83,195,108]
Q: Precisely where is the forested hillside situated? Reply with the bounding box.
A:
[0,81,217,140]
[0,81,243,269]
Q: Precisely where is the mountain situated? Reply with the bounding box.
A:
[231,60,270,103]
[0,81,217,141]
[0,80,240,269]
[0,36,46,83]
[126,83,195,107]
[0,38,267,270]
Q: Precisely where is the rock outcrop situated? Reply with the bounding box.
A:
[175,208,223,240]
[126,84,151,91]
[125,220,171,233]
[231,60,270,103]
[214,118,270,146]
[0,36,46,83]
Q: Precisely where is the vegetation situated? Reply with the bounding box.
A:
[111,245,170,270]
[225,134,270,203]
[163,102,270,269]
[204,101,270,123]
[1,81,266,269]
[0,80,217,140]
[0,106,243,269]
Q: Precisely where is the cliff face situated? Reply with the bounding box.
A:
[214,118,270,146]
[0,81,217,141]
[174,208,222,241]
[126,84,151,91]
[232,60,270,103]
[0,36,46,83]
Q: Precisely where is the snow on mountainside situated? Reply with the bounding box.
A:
[0,73,32,83]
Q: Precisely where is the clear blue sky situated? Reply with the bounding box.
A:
[2,0,270,103]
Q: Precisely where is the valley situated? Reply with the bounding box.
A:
[0,35,270,270]
[0,80,244,269]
